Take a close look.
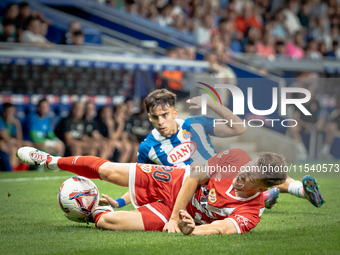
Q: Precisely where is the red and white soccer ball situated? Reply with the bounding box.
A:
[58,176,99,223]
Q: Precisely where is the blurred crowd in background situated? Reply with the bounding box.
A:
[99,0,340,59]
[0,99,154,171]
[1,0,340,59]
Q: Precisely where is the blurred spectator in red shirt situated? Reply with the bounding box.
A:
[256,30,275,58]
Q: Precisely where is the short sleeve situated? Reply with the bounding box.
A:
[227,205,264,234]
[190,116,215,136]
[137,143,154,164]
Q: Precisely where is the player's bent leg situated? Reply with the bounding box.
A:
[98,162,130,187]
[96,211,145,231]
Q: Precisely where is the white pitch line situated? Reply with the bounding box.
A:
[0,176,71,183]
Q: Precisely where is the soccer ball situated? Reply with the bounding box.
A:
[58,176,99,223]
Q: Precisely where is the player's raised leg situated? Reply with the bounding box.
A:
[16,146,130,186]
[264,176,325,208]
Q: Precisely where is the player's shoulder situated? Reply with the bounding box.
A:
[215,148,249,158]
[138,131,157,150]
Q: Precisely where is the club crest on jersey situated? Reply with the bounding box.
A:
[141,164,152,173]
[208,189,217,203]
[182,130,191,139]
[167,141,197,164]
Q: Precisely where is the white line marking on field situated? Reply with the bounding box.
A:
[0,176,70,183]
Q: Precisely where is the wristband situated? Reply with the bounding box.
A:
[116,198,126,208]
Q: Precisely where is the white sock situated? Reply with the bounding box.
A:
[288,181,305,198]
[47,156,61,170]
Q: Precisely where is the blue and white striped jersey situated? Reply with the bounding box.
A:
[137,116,216,168]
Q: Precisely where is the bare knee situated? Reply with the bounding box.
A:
[98,162,130,186]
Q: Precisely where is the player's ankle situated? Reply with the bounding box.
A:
[46,156,62,170]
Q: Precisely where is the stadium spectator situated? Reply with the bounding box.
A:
[256,30,275,58]
[60,21,82,45]
[195,14,215,45]
[285,31,305,59]
[125,98,153,162]
[4,3,19,20]
[15,2,31,38]
[204,50,236,85]
[305,39,323,59]
[0,18,16,42]
[157,4,173,27]
[124,0,137,15]
[283,0,302,35]
[318,41,328,57]
[156,47,186,98]
[113,104,133,163]
[96,105,130,163]
[288,87,325,160]
[270,9,288,39]
[83,101,111,159]
[28,99,64,157]
[19,16,51,46]
[319,97,340,159]
[71,30,85,46]
[0,103,31,171]
[54,102,96,156]
[327,40,339,58]
[172,14,187,33]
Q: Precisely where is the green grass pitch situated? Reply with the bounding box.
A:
[1,167,339,255]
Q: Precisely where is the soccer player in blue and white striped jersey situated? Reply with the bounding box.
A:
[137,89,246,167]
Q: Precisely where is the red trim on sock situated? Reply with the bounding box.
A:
[95,211,110,227]
[57,156,109,179]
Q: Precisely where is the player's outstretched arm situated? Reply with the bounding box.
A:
[178,210,237,236]
[163,169,209,233]
[186,96,246,137]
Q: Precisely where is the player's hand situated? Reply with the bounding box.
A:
[178,210,195,235]
[99,194,119,208]
[163,219,181,233]
[186,95,214,109]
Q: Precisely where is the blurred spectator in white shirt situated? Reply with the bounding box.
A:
[19,17,51,45]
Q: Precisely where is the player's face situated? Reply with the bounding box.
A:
[148,105,178,137]
[233,158,265,193]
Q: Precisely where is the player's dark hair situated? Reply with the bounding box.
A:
[256,152,287,187]
[144,89,177,113]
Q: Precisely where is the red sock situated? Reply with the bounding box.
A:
[57,156,109,179]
